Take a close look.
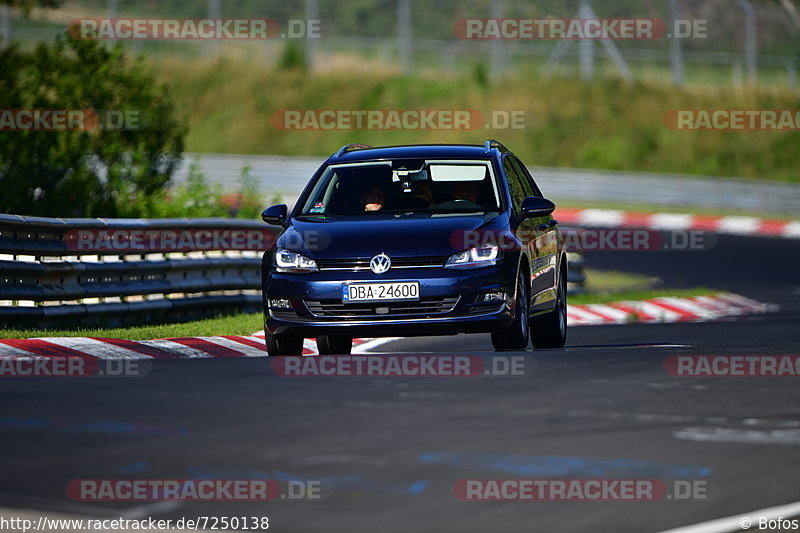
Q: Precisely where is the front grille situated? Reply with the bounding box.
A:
[316,256,447,271]
[304,296,459,319]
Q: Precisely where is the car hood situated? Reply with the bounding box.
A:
[279,213,508,259]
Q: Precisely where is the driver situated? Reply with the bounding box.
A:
[452,182,481,204]
[360,186,386,211]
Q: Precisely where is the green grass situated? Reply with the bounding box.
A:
[570,287,716,305]
[570,268,714,304]
[0,313,263,340]
[148,58,800,182]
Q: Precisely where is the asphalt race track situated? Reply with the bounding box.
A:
[0,235,798,533]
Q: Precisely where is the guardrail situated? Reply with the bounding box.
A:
[566,252,586,295]
[0,214,587,328]
[0,214,277,328]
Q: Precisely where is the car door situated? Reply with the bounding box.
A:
[509,156,559,310]
[502,156,537,296]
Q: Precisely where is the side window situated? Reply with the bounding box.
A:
[503,157,526,214]
[510,156,542,198]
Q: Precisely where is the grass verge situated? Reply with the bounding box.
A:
[0,313,264,341]
[570,268,714,304]
[153,58,800,183]
[570,287,716,305]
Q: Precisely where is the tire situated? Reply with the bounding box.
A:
[491,268,530,351]
[265,331,304,356]
[530,266,568,349]
[316,335,353,355]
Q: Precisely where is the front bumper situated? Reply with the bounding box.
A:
[263,264,515,338]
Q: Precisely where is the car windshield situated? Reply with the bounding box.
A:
[299,159,500,216]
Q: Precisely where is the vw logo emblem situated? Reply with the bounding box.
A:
[370,253,391,274]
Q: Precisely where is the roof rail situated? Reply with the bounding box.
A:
[333,143,373,158]
[484,139,509,153]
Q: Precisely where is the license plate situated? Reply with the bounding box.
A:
[342,281,419,303]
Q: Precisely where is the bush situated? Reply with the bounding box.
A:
[119,160,275,218]
[0,34,186,217]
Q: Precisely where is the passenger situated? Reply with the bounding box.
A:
[360,186,386,211]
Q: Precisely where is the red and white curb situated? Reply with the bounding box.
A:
[556,208,800,239]
[566,292,775,326]
[0,293,775,359]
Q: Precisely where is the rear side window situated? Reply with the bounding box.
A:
[503,157,527,214]
[510,156,542,197]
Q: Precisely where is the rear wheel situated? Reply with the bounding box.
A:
[265,331,304,356]
[316,335,353,355]
[530,266,567,349]
[491,268,530,351]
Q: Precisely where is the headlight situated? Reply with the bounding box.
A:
[444,244,499,269]
[274,249,318,273]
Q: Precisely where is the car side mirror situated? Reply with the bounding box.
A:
[520,197,556,218]
[261,204,288,227]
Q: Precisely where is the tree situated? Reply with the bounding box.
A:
[0,35,186,217]
[0,0,62,14]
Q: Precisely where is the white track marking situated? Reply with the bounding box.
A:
[655,297,720,319]
[691,295,742,315]
[717,216,761,235]
[658,500,800,533]
[353,337,404,353]
[136,339,212,358]
[0,342,39,357]
[578,209,625,227]
[784,221,800,238]
[201,336,267,357]
[566,306,609,324]
[31,337,152,359]
[583,303,631,322]
[673,427,800,445]
[303,338,318,355]
[650,213,694,230]
[622,300,684,321]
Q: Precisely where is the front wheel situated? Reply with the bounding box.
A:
[316,335,353,355]
[265,331,304,356]
[491,269,530,351]
[530,267,567,349]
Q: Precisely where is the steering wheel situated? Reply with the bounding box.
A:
[434,199,483,210]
